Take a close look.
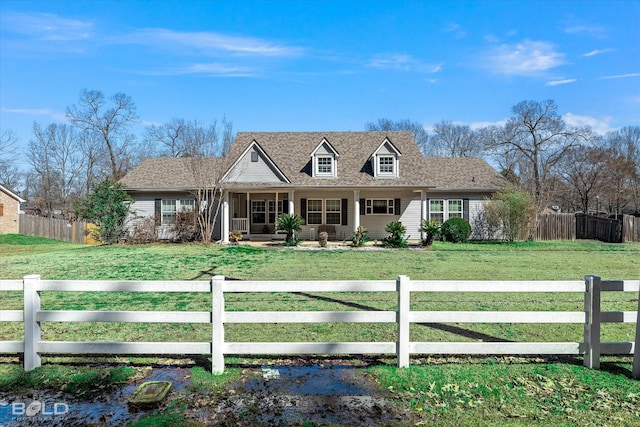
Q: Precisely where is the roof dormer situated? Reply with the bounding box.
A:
[310,138,339,178]
[371,138,401,178]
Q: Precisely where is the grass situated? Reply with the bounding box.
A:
[1,234,639,425]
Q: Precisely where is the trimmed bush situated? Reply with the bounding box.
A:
[440,217,471,243]
[382,221,408,248]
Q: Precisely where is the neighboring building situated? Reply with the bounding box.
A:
[120,132,507,242]
[0,185,25,234]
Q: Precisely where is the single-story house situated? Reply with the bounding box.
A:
[120,132,507,242]
[0,184,25,234]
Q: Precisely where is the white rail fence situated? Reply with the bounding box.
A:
[1,275,639,377]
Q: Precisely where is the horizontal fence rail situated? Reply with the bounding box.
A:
[1,275,638,377]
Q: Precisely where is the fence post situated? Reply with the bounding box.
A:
[583,275,601,369]
[211,275,225,374]
[632,284,640,380]
[397,275,410,368]
[23,274,42,372]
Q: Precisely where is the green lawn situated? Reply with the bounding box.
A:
[1,235,639,426]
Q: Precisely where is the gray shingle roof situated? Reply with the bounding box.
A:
[120,132,506,192]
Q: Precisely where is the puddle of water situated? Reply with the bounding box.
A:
[210,364,401,426]
[0,367,190,427]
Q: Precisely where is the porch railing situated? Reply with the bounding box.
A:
[231,218,249,233]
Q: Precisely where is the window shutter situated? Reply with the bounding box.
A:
[300,198,307,220]
[463,198,469,220]
[341,198,348,225]
[0,203,3,216]
[394,198,401,215]
[154,199,161,225]
[426,198,430,220]
[360,198,366,216]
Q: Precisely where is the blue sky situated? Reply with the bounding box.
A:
[1,0,639,159]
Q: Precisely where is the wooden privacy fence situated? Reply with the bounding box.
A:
[18,215,99,244]
[535,213,576,240]
[1,275,639,377]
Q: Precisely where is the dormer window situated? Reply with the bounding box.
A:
[378,156,394,174]
[310,138,339,178]
[371,138,401,178]
[317,156,333,175]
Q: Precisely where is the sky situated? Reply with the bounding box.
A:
[1,0,639,163]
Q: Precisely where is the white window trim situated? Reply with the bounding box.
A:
[251,200,267,224]
[429,199,463,223]
[315,156,334,176]
[365,199,395,215]
[161,199,196,225]
[307,199,323,225]
[306,199,342,225]
[374,154,398,177]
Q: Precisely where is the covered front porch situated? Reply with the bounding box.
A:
[226,190,295,241]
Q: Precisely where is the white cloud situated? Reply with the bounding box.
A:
[1,12,93,41]
[564,24,606,38]
[158,63,257,77]
[581,48,614,57]
[444,22,466,39]
[484,40,565,76]
[1,107,67,122]
[563,113,612,134]
[599,73,640,80]
[546,79,577,86]
[368,54,442,73]
[115,28,304,57]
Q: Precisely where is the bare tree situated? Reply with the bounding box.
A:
[28,123,84,217]
[0,129,23,191]
[432,120,484,157]
[66,89,138,181]
[555,145,608,213]
[365,118,434,155]
[184,117,235,243]
[486,100,591,208]
[604,126,640,214]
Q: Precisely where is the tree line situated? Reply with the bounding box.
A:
[367,100,639,216]
[1,91,638,221]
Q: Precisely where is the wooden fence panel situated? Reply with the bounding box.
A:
[536,213,576,240]
[623,214,640,242]
[18,215,92,244]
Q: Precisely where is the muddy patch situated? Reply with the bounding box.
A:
[0,366,190,426]
[187,364,413,426]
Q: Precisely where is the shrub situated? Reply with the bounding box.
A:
[229,230,243,244]
[440,217,471,243]
[484,186,536,242]
[382,221,408,248]
[276,213,304,246]
[129,216,157,244]
[351,226,370,247]
[419,220,441,247]
[171,211,201,242]
[74,180,132,245]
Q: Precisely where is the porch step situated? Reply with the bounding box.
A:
[248,234,272,242]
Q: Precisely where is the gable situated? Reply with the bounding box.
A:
[223,141,289,183]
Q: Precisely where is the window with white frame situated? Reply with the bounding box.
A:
[307,199,323,224]
[316,156,333,175]
[268,200,286,224]
[429,199,463,224]
[378,156,394,174]
[366,199,395,215]
[325,199,341,225]
[161,199,196,224]
[429,200,444,224]
[251,200,266,224]
[448,199,463,219]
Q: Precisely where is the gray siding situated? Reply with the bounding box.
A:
[225,147,284,183]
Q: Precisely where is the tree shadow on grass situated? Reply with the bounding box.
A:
[294,292,512,343]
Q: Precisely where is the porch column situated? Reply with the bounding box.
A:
[421,191,427,240]
[288,191,295,215]
[353,190,360,232]
[222,191,230,243]
[246,192,250,237]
